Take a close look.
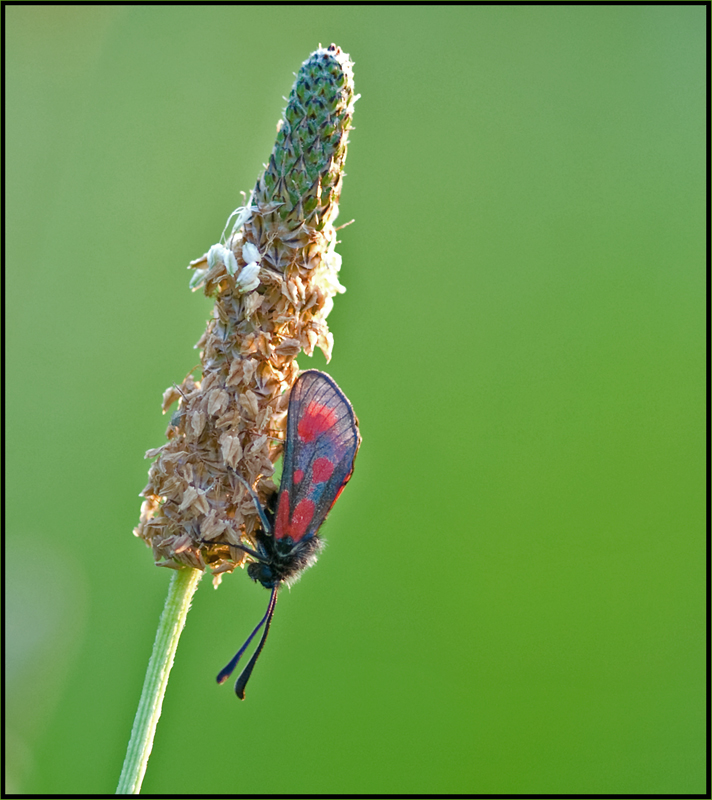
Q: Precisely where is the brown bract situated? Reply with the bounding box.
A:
[133,45,356,582]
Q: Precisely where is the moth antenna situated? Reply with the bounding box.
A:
[232,472,273,535]
[234,585,279,699]
[216,586,277,685]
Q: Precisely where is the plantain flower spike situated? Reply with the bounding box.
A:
[134,44,357,582]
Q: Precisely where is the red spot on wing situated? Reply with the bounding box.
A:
[298,401,338,443]
[312,457,335,483]
[290,499,315,539]
[293,468,305,484]
[274,490,291,537]
[274,489,315,541]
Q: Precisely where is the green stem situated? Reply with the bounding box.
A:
[116,567,203,795]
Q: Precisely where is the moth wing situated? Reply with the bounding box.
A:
[275,371,360,542]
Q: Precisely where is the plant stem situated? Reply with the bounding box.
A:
[116,567,203,795]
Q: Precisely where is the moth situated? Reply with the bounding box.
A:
[217,370,361,699]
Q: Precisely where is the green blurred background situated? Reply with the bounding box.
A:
[5,5,706,795]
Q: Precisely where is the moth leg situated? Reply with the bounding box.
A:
[230,471,273,535]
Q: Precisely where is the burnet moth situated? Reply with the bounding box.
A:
[217,370,361,699]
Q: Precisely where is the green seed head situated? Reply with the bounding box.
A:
[252,44,356,241]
